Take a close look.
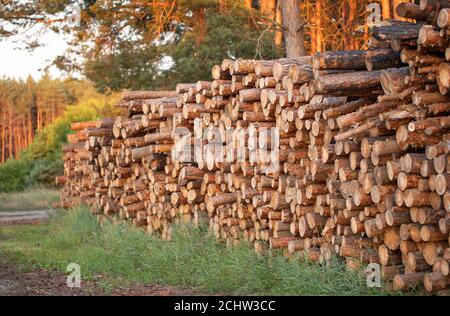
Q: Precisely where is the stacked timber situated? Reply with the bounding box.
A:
[60,119,114,209]
[319,2,450,292]
[58,1,450,293]
[60,90,191,239]
[109,90,182,237]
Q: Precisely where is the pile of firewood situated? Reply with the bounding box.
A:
[59,119,114,208]
[58,1,450,292]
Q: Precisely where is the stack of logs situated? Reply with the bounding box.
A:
[59,1,450,293]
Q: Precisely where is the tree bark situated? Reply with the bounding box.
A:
[313,49,394,70]
[281,0,306,57]
[372,23,422,41]
[314,70,382,95]
[396,2,429,21]
[260,0,276,19]
[381,0,391,20]
[315,0,323,52]
[349,0,357,50]
[1,104,5,162]
[275,0,283,49]
[31,92,37,141]
[8,102,13,159]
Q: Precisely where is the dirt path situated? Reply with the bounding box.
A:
[0,210,51,226]
[0,260,207,296]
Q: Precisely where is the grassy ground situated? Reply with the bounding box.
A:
[0,188,60,211]
[0,206,397,295]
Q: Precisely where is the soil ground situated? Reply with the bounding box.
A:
[0,259,206,296]
[0,210,51,226]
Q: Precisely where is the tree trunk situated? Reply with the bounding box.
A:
[21,116,26,157]
[349,0,357,50]
[260,0,276,19]
[1,104,5,162]
[52,102,56,123]
[275,0,283,49]
[315,0,323,52]
[193,7,207,45]
[37,102,41,132]
[382,0,391,20]
[281,0,306,57]
[8,102,13,159]
[31,92,37,142]
[14,127,19,159]
[28,110,32,146]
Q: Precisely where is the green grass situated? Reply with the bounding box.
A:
[0,206,396,295]
[0,188,60,211]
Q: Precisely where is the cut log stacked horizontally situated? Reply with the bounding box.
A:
[59,1,450,293]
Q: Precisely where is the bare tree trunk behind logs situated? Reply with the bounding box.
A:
[349,0,357,50]
[382,0,391,20]
[8,102,13,159]
[1,105,5,162]
[261,0,280,49]
[315,0,323,52]
[260,0,276,19]
[281,0,306,57]
[275,0,283,49]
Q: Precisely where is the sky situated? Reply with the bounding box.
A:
[0,29,69,80]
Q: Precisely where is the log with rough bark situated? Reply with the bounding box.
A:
[122,90,178,100]
[314,70,382,95]
[372,22,422,41]
[396,2,430,21]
